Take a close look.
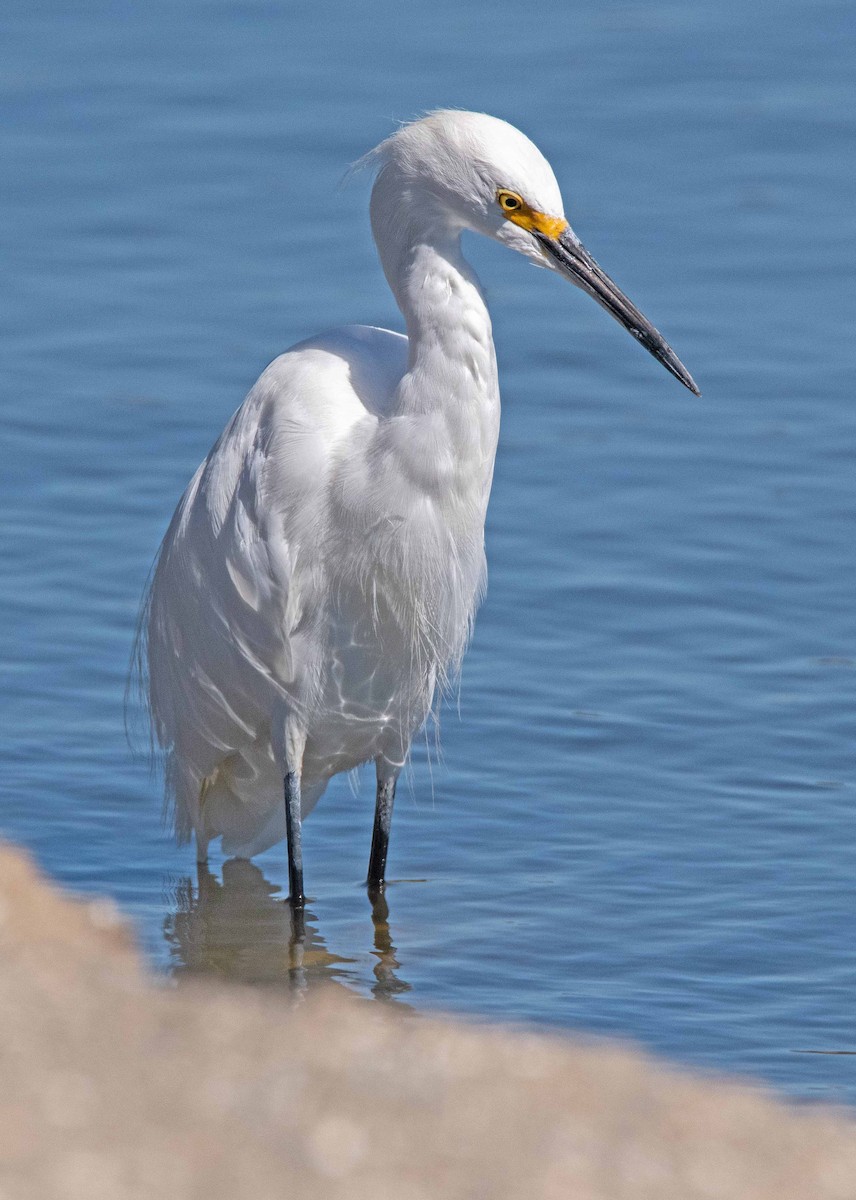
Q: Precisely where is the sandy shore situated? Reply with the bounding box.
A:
[1,842,854,1199]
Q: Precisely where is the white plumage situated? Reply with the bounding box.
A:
[139,111,697,899]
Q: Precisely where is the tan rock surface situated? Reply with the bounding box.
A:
[1,842,854,1200]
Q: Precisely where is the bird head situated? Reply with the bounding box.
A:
[363,110,699,396]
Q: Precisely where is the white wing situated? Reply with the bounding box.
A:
[139,325,408,848]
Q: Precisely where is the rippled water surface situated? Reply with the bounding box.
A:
[2,0,855,1103]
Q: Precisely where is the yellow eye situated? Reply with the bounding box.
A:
[497,190,523,213]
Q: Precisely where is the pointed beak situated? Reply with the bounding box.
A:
[534,227,700,396]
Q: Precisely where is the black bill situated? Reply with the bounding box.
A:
[534,228,700,396]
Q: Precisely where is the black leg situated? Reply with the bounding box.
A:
[367,775,396,895]
[284,770,305,908]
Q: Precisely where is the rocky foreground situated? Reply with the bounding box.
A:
[1,844,855,1200]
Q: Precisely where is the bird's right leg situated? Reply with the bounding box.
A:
[281,719,307,909]
[367,756,400,897]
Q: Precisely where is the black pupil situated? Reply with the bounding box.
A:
[504,196,517,209]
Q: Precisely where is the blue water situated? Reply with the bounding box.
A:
[2,1,855,1104]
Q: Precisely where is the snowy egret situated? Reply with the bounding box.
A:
[140,111,698,907]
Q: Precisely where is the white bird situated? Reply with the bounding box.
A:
[140,110,698,907]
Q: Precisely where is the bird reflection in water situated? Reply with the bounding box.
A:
[163,857,412,1005]
[367,889,411,1004]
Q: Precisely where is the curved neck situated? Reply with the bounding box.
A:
[370,165,498,417]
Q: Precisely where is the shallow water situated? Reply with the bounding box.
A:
[2,0,855,1104]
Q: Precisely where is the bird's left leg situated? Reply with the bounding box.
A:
[367,755,400,896]
[280,718,307,909]
[284,770,304,908]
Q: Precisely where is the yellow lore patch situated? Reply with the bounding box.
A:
[496,189,567,239]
